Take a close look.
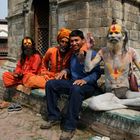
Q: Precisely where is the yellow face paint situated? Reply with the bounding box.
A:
[108,24,123,43]
[23,39,32,47]
[109,24,122,33]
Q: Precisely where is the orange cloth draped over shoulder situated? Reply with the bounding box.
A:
[2,54,42,87]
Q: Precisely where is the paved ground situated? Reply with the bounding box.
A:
[0,60,96,140]
[0,104,94,140]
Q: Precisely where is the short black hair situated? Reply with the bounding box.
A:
[69,30,85,39]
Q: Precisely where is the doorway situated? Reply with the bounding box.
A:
[33,0,49,56]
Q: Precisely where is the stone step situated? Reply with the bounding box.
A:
[1,86,140,140]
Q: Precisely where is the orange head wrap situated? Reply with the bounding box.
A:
[57,28,71,43]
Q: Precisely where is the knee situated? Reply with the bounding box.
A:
[72,85,82,94]
[45,80,54,88]
[70,85,83,98]
[2,72,10,79]
[45,79,60,90]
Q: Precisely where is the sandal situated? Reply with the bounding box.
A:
[13,103,22,111]
[7,103,15,112]
[8,103,22,112]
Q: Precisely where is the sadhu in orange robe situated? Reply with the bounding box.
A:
[2,53,42,87]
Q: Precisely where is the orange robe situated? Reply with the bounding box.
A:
[2,53,42,87]
[24,46,72,88]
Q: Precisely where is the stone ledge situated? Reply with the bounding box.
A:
[3,87,68,114]
[0,83,140,140]
[80,108,140,140]
[10,88,140,140]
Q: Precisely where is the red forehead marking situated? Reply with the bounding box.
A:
[112,25,116,31]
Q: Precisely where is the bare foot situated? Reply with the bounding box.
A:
[0,101,10,109]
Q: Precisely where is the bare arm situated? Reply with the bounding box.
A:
[131,48,140,71]
[134,60,140,71]
[84,33,102,72]
[85,50,102,72]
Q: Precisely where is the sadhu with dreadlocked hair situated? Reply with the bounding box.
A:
[0,37,42,108]
[84,19,140,111]
[3,36,42,87]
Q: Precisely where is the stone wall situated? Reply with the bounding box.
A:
[57,0,140,49]
[56,0,110,49]
[6,0,140,59]
[7,0,27,59]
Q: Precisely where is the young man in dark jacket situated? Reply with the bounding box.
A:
[41,30,101,140]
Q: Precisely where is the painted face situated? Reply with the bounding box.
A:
[108,24,123,44]
[23,38,32,48]
[70,36,84,53]
[59,37,69,52]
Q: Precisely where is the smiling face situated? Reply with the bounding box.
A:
[59,37,70,53]
[70,36,84,53]
[107,24,123,44]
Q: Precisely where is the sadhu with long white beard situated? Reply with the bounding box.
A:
[84,20,140,111]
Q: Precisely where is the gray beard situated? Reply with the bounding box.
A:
[60,48,66,53]
[107,41,123,54]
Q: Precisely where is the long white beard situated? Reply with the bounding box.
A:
[107,41,123,54]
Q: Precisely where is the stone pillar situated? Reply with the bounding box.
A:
[22,1,30,36]
[49,2,58,46]
[7,14,24,60]
[28,11,35,39]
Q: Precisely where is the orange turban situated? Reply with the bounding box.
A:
[57,28,71,42]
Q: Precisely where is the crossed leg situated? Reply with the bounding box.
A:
[86,90,140,111]
[119,90,140,106]
[85,93,127,111]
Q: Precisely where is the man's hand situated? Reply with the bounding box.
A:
[86,32,95,49]
[73,79,87,86]
[55,70,68,80]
